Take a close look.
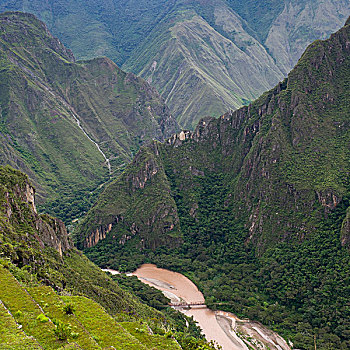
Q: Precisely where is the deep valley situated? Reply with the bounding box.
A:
[0,4,349,350]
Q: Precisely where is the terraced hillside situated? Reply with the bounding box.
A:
[0,165,219,350]
[0,12,178,223]
[0,266,182,349]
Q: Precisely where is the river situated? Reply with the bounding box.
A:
[131,264,291,350]
[103,265,290,349]
[132,264,246,349]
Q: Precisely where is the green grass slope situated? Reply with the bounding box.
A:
[0,11,178,224]
[0,265,183,349]
[0,266,59,349]
[27,286,101,349]
[0,298,42,350]
[120,321,181,350]
[61,296,147,350]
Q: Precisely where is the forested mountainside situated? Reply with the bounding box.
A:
[0,0,348,128]
[0,165,220,350]
[0,12,178,223]
[77,18,350,349]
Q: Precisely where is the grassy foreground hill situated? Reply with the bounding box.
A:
[0,165,221,350]
[0,11,178,224]
[0,1,348,128]
[78,18,350,349]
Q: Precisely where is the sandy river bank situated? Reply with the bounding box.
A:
[104,264,291,350]
[132,264,291,350]
[132,264,246,350]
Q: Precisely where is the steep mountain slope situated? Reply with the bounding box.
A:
[0,1,348,128]
[78,16,350,254]
[264,0,349,73]
[0,165,218,350]
[0,0,172,66]
[0,165,157,319]
[77,19,350,349]
[0,12,178,222]
[123,6,284,128]
[124,0,349,128]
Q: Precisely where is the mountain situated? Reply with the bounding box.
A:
[122,3,284,128]
[0,164,220,350]
[0,1,348,128]
[124,0,349,128]
[78,16,350,255]
[0,12,178,223]
[77,18,350,349]
[262,0,350,73]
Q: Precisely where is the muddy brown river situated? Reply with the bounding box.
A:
[132,264,248,350]
[104,264,291,350]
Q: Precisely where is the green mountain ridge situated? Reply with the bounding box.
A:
[79,17,350,252]
[0,1,348,128]
[77,18,350,349]
[0,11,178,223]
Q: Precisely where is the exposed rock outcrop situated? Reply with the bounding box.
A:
[1,166,72,257]
[36,215,71,256]
[84,222,114,248]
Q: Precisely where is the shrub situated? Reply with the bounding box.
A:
[71,331,79,339]
[92,335,100,342]
[63,303,75,315]
[14,310,22,317]
[0,257,10,269]
[165,330,174,338]
[36,314,49,322]
[135,327,146,333]
[53,320,71,341]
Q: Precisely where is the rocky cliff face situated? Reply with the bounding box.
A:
[77,17,350,253]
[35,215,71,257]
[83,222,113,248]
[0,12,178,223]
[341,207,350,248]
[0,166,72,264]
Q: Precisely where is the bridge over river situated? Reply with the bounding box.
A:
[169,301,206,308]
[131,264,291,350]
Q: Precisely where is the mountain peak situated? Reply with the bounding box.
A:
[0,11,75,62]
